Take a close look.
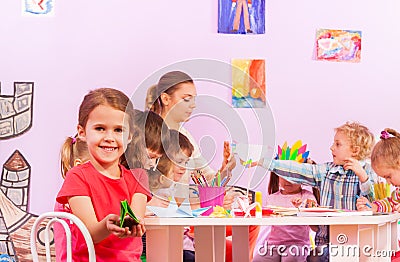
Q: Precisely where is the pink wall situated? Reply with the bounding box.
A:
[1,0,400,214]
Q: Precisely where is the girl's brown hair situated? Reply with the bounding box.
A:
[150,71,193,114]
[78,87,135,130]
[60,135,89,179]
[371,128,400,169]
[148,156,173,192]
[145,84,159,114]
[79,88,135,166]
[124,110,171,169]
[134,110,170,155]
[168,129,194,157]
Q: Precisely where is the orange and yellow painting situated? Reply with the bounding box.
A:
[232,59,266,108]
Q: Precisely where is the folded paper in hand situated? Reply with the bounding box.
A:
[120,200,140,228]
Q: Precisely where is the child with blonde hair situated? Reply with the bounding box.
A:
[257,121,376,261]
[55,88,151,262]
[356,128,400,212]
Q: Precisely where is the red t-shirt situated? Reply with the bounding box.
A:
[56,162,151,262]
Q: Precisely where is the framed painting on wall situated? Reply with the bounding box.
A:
[232,59,266,108]
[218,0,265,34]
[315,29,362,62]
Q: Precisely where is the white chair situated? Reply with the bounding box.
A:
[30,211,96,262]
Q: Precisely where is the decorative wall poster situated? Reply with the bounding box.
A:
[0,82,34,140]
[232,59,266,108]
[0,150,51,261]
[218,0,265,34]
[315,29,362,63]
[22,0,55,16]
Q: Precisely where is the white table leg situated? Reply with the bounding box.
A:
[391,220,399,252]
[195,226,226,262]
[330,224,360,262]
[146,226,183,262]
[232,226,250,262]
[376,222,391,261]
[358,225,374,262]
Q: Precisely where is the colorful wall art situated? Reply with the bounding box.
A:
[218,0,265,34]
[232,59,266,108]
[22,0,55,16]
[0,150,51,261]
[315,29,362,62]
[0,82,34,140]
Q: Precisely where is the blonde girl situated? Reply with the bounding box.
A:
[357,128,400,212]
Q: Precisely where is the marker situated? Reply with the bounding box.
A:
[355,195,372,208]
[255,191,262,218]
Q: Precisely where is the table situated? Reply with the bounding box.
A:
[145,213,400,262]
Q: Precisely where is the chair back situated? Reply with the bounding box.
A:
[30,211,96,262]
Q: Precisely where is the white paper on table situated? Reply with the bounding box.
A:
[146,198,211,218]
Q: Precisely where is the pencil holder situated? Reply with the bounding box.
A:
[198,186,225,216]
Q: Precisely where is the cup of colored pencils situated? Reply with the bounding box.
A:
[191,169,232,216]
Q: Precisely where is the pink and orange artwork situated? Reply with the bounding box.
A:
[232,59,266,108]
[315,29,362,63]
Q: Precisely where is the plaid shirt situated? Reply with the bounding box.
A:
[264,159,376,246]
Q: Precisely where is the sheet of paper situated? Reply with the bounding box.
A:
[146,198,210,218]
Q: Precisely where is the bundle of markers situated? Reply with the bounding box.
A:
[191,170,231,187]
[374,181,391,200]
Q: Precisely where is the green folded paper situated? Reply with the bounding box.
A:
[119,200,140,228]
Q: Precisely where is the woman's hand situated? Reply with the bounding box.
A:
[221,141,236,172]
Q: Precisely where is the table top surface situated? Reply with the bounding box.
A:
[144,212,400,226]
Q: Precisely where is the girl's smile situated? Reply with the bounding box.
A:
[78,104,132,176]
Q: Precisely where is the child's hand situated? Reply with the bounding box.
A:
[117,220,146,238]
[393,204,400,213]
[306,158,316,164]
[106,214,146,238]
[131,222,146,237]
[239,158,259,168]
[105,214,127,237]
[291,197,303,208]
[305,198,318,208]
[355,196,376,211]
[147,195,170,208]
[343,157,369,182]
